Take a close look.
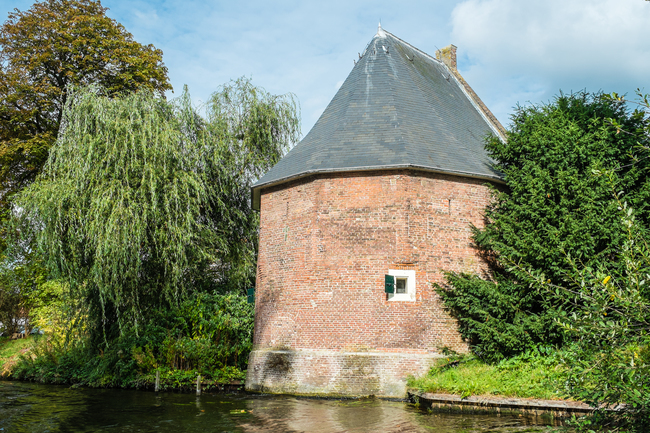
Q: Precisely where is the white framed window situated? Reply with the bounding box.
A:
[387,269,416,301]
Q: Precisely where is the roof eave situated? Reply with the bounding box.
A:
[251,165,504,211]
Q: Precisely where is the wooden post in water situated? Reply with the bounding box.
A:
[155,370,160,392]
[196,375,201,396]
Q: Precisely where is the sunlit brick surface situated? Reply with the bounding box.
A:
[247,170,494,396]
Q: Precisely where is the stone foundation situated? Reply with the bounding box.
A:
[245,348,442,398]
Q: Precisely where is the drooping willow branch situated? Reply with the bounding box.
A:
[16,80,300,340]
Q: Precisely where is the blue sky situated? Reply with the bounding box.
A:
[3,0,650,137]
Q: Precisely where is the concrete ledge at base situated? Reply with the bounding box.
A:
[409,391,594,418]
[246,349,443,398]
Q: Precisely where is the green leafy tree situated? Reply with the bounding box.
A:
[14,80,299,346]
[518,174,650,431]
[0,0,172,331]
[437,92,650,362]
[0,0,171,205]
[0,249,45,336]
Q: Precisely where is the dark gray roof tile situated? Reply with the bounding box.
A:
[252,28,503,209]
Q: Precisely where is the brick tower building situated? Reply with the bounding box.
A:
[246,26,505,398]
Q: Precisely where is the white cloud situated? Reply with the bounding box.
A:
[132,8,159,28]
[2,0,462,133]
[450,0,650,124]
[6,0,650,132]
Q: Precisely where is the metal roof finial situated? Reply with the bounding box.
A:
[376,20,386,38]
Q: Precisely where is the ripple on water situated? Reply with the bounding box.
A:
[0,381,566,433]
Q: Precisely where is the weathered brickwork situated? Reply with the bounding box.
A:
[247,170,494,397]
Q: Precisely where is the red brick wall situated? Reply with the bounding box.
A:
[253,170,493,355]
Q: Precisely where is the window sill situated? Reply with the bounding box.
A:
[387,294,416,302]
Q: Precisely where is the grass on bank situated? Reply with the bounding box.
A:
[408,347,570,400]
[0,336,33,377]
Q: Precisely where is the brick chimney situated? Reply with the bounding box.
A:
[436,44,457,71]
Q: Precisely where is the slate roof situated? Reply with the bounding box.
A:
[252,27,504,210]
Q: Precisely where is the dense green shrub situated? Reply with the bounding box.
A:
[437,272,565,363]
[434,91,650,430]
[534,193,650,431]
[437,92,650,362]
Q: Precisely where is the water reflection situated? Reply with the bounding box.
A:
[240,397,561,433]
[0,381,564,432]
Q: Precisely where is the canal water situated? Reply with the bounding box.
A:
[0,381,566,432]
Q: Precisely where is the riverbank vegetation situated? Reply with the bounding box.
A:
[8,292,252,389]
[1,82,298,389]
[432,92,650,431]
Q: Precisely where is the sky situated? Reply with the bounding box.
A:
[3,0,650,137]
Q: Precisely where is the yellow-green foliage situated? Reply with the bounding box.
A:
[29,280,83,339]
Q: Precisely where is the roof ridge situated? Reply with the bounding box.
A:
[449,68,507,139]
[380,30,442,66]
[383,29,506,140]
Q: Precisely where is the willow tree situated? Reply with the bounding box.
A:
[16,80,299,343]
[0,0,171,333]
[0,0,171,205]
